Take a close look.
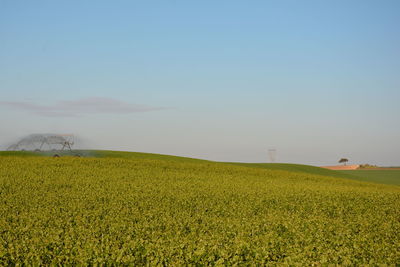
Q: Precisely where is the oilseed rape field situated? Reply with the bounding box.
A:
[0,154,399,265]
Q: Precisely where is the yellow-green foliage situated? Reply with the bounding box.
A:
[0,157,399,265]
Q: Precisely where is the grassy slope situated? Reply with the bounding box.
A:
[89,150,207,163]
[0,150,206,162]
[0,151,39,157]
[0,156,399,265]
[338,170,400,186]
[227,162,358,180]
[228,163,400,186]
[1,150,398,186]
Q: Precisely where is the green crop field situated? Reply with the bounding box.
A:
[0,150,206,162]
[338,170,400,186]
[228,163,359,179]
[230,162,400,186]
[0,152,399,265]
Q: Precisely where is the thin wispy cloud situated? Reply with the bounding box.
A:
[0,97,167,117]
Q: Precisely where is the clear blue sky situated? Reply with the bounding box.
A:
[1,0,399,165]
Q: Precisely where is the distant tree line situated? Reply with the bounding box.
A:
[359,164,378,169]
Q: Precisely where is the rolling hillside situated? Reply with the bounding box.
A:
[227,162,359,180]
[0,150,206,162]
[338,170,400,186]
[0,154,399,265]
[0,151,399,264]
[1,150,398,185]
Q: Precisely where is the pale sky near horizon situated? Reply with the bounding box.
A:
[1,0,399,166]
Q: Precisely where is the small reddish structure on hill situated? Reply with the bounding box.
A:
[321,165,360,170]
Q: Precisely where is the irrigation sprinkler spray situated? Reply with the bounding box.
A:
[6,134,75,152]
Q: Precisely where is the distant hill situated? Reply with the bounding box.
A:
[1,150,398,185]
[0,150,206,163]
[227,162,360,180]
